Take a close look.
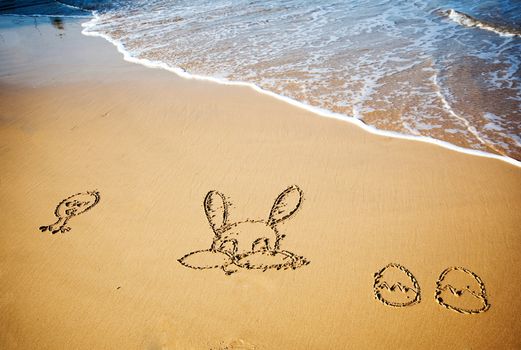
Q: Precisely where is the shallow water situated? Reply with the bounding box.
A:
[3,0,521,160]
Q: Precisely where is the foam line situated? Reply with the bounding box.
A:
[442,9,521,38]
[430,71,508,157]
[54,0,91,12]
[81,13,520,168]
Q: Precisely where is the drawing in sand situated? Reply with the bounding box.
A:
[435,266,490,314]
[178,185,309,275]
[39,190,100,234]
[373,263,421,308]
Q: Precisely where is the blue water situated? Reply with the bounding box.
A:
[2,0,521,159]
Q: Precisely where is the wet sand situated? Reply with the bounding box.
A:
[0,17,520,349]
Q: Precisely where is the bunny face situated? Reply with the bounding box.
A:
[178,185,309,274]
[435,267,490,314]
[204,186,302,258]
[211,220,280,257]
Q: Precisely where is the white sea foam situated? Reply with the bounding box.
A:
[429,71,509,157]
[81,12,521,168]
[444,9,521,38]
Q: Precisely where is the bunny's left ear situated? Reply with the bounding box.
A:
[267,185,303,227]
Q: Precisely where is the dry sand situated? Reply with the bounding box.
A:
[0,17,520,349]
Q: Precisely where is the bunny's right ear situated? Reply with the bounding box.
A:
[204,191,229,234]
[267,185,303,227]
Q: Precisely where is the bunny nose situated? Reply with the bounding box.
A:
[218,239,238,255]
[252,237,270,252]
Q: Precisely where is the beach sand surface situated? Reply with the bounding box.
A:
[0,17,520,349]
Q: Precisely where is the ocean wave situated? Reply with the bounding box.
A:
[78,0,520,161]
[81,12,521,168]
[439,8,521,37]
[3,0,519,166]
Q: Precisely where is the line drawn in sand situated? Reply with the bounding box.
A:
[435,266,490,314]
[39,190,100,234]
[178,185,309,275]
[373,263,421,308]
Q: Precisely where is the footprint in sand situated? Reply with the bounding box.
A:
[178,185,309,275]
[39,190,100,234]
[373,263,421,308]
[435,266,490,314]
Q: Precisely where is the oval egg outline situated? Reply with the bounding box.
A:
[435,266,490,315]
[373,262,421,308]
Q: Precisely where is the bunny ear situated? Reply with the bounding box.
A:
[204,191,228,233]
[268,185,303,227]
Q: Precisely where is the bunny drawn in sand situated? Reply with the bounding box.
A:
[178,185,309,275]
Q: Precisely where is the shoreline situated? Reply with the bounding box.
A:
[1,11,519,167]
[81,13,521,168]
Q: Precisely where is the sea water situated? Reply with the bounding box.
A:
[3,0,520,160]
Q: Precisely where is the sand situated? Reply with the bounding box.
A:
[0,17,520,349]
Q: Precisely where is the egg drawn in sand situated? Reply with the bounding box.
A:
[373,263,421,308]
[435,267,490,314]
